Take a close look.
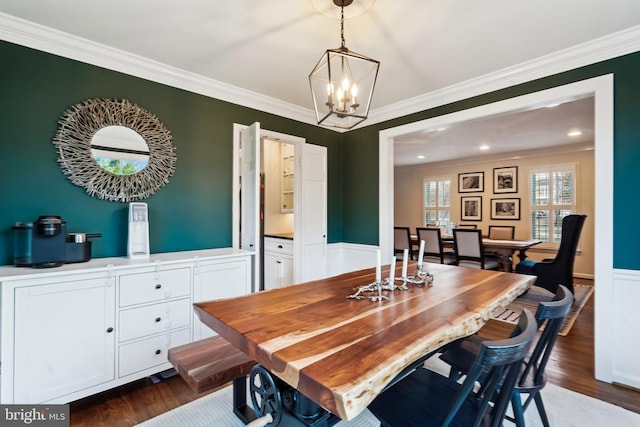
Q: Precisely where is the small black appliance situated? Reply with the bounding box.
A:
[12,216,101,267]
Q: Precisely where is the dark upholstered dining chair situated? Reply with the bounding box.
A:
[439,285,573,427]
[416,227,456,265]
[394,226,414,260]
[515,214,586,294]
[368,310,538,427]
[453,228,501,270]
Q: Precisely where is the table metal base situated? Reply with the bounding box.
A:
[232,369,341,426]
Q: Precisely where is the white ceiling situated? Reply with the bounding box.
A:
[394,95,595,166]
[0,0,638,163]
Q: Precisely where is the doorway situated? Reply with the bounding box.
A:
[232,124,328,292]
[261,138,295,290]
[378,75,614,383]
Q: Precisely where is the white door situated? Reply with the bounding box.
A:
[240,123,260,290]
[295,143,328,282]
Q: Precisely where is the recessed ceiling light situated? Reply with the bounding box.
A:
[436,127,447,132]
[479,145,490,150]
[417,155,425,159]
[568,130,582,137]
[546,103,560,108]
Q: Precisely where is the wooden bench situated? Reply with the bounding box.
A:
[169,335,258,423]
[168,335,256,393]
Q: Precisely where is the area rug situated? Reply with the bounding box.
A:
[137,356,640,427]
[491,283,594,336]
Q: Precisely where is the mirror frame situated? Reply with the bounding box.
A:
[52,98,176,202]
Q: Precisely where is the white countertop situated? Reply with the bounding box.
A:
[0,248,254,280]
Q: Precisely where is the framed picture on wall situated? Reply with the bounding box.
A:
[458,172,484,193]
[461,196,482,221]
[493,166,518,194]
[491,198,520,220]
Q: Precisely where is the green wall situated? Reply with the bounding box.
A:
[3,39,640,271]
[0,41,343,265]
[342,51,640,270]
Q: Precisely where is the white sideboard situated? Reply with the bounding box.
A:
[0,248,253,404]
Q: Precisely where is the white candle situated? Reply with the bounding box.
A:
[376,249,382,283]
[401,249,408,278]
[418,240,425,269]
[389,256,396,284]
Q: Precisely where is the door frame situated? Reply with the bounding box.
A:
[378,74,614,382]
[232,124,306,290]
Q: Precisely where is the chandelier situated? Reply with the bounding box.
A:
[309,0,380,129]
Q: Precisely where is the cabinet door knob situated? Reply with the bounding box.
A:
[277,245,283,249]
[276,260,282,264]
[106,327,114,333]
[155,349,162,355]
[155,284,162,289]
[155,317,162,322]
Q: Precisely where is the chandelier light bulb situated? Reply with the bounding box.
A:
[342,76,350,91]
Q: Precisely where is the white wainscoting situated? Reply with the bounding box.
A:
[610,269,640,390]
[326,243,379,277]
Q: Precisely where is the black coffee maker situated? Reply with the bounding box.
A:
[13,215,68,267]
[12,216,102,267]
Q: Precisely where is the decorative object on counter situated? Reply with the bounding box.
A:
[52,98,176,202]
[128,202,150,259]
[11,215,101,267]
[347,250,433,302]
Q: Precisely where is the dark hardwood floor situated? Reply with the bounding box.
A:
[69,281,640,426]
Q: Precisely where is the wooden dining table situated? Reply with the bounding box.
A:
[194,262,535,422]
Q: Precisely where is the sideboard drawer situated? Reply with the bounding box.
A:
[118,328,191,377]
[264,237,293,255]
[119,268,191,307]
[119,298,191,342]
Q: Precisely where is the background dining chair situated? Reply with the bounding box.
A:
[488,225,515,240]
[416,227,456,265]
[456,223,477,229]
[368,310,538,427]
[486,225,516,268]
[394,226,414,260]
[453,228,501,270]
[438,285,573,427]
[515,214,586,294]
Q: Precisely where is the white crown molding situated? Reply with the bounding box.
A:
[369,25,640,126]
[0,12,315,125]
[1,12,639,131]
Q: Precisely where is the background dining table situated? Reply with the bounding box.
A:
[411,233,542,271]
[194,262,535,421]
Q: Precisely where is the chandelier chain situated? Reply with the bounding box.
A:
[340,4,345,48]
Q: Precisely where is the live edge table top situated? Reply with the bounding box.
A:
[194,262,535,421]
